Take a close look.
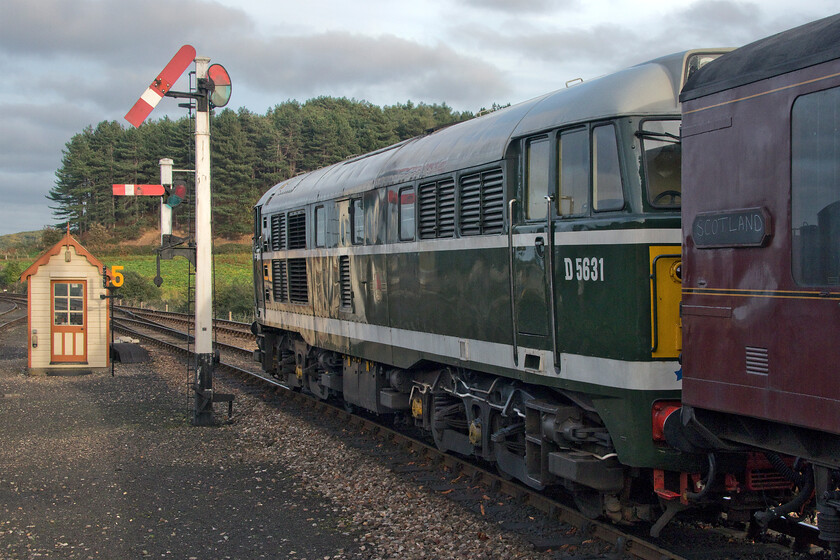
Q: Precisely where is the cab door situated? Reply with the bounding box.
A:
[51,280,87,363]
[511,136,553,367]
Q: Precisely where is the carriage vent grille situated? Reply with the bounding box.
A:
[271,260,288,302]
[419,178,455,239]
[460,168,504,236]
[270,213,286,251]
[339,256,352,309]
[288,258,308,304]
[745,346,769,375]
[287,211,306,249]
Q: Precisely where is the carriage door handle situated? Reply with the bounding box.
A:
[535,236,545,258]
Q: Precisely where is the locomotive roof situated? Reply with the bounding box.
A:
[258,50,704,212]
[681,14,840,102]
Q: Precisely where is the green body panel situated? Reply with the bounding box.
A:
[387,248,512,344]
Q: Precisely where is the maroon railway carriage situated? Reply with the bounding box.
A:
[670,14,840,551]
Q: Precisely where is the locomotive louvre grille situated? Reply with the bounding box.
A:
[419,178,455,239]
[288,258,309,304]
[272,259,288,302]
[459,168,504,236]
[745,346,769,375]
[339,256,352,309]
[270,213,286,251]
[287,211,306,249]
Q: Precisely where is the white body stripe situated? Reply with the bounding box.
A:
[264,308,681,392]
[262,228,680,259]
[140,87,163,108]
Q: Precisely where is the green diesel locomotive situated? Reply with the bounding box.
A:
[252,49,777,531]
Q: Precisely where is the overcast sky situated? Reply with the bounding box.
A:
[0,0,836,236]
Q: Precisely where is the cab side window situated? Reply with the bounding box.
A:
[526,137,550,220]
[592,124,625,211]
[558,129,589,216]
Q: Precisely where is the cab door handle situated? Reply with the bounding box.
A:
[535,236,545,258]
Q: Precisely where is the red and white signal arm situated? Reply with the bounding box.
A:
[124,45,196,127]
[112,184,166,196]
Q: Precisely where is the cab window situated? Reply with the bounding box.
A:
[592,124,625,211]
[640,119,681,208]
[526,137,550,220]
[558,129,588,216]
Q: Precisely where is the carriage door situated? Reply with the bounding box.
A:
[51,280,87,363]
[511,136,553,368]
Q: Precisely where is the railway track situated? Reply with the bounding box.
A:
[119,305,252,338]
[0,293,27,332]
[112,307,832,560]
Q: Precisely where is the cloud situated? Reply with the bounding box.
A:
[450,0,834,83]
[223,32,511,107]
[0,0,252,60]
[459,0,576,14]
[0,170,56,235]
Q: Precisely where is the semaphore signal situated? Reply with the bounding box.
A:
[124,45,196,128]
[111,184,165,196]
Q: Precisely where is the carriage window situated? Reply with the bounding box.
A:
[792,87,840,286]
[592,124,624,211]
[526,137,549,220]
[351,198,364,245]
[558,129,589,216]
[640,120,682,208]
[314,205,326,248]
[399,187,415,241]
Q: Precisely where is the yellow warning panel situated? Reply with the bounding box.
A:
[649,246,682,358]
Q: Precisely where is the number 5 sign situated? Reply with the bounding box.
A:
[111,265,125,287]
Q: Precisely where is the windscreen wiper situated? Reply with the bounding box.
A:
[635,130,681,144]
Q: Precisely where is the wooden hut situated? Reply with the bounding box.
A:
[20,231,111,373]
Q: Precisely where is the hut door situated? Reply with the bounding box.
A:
[51,280,87,363]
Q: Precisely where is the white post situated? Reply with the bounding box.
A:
[159,158,173,240]
[194,56,212,357]
[193,56,215,425]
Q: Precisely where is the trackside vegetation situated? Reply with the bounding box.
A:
[49,97,474,239]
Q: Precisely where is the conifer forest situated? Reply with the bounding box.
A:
[50,98,473,239]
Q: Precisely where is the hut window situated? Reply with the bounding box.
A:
[54,282,84,326]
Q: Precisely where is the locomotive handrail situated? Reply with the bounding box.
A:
[545,195,559,370]
[507,198,518,365]
[650,253,680,353]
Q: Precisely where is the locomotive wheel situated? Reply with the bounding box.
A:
[431,393,468,452]
[490,413,524,481]
[308,374,330,400]
[573,487,605,520]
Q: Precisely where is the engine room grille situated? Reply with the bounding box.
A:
[460,167,504,235]
[287,211,306,249]
[270,213,286,251]
[287,258,309,304]
[339,256,352,309]
[271,259,288,302]
[745,346,769,375]
[418,178,455,239]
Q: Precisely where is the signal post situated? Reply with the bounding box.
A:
[193,57,215,425]
[121,46,233,426]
